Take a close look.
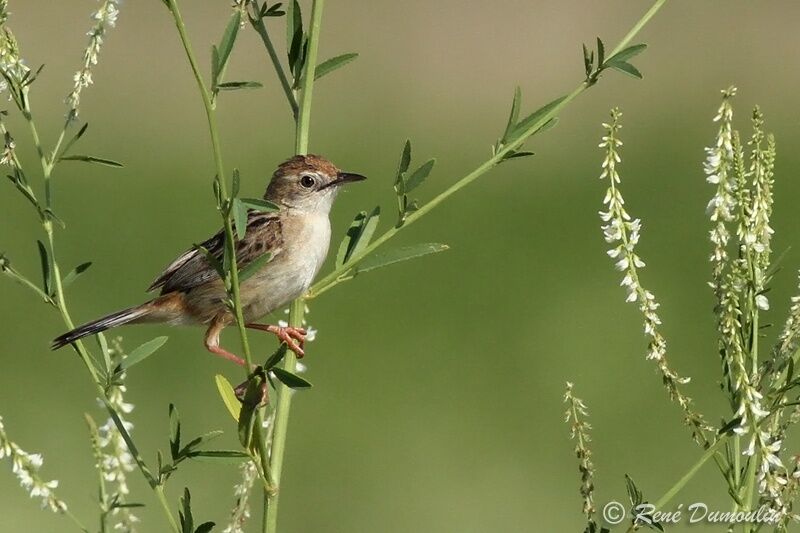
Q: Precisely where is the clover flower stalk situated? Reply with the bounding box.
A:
[93,338,138,532]
[598,108,711,446]
[0,416,67,513]
[66,0,122,120]
[564,382,596,526]
[222,461,258,533]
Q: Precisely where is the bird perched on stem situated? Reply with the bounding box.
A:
[52,154,366,369]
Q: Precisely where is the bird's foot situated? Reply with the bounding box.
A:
[247,323,307,358]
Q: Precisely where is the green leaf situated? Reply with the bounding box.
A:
[500,150,535,162]
[239,252,273,283]
[395,140,412,187]
[336,207,380,267]
[217,11,242,72]
[356,243,449,273]
[240,198,279,212]
[118,336,169,374]
[180,430,223,457]
[596,37,605,65]
[286,0,302,56]
[232,198,248,240]
[271,367,312,389]
[60,155,123,168]
[231,168,240,197]
[195,522,215,533]
[605,43,647,65]
[36,240,51,296]
[211,45,220,90]
[582,43,593,78]
[217,81,263,90]
[314,53,359,80]
[503,87,522,142]
[607,60,642,79]
[214,374,241,422]
[508,95,567,142]
[186,449,248,459]
[404,159,435,193]
[62,261,92,289]
[180,488,194,533]
[625,474,643,506]
[287,0,304,74]
[169,403,181,461]
[61,122,89,156]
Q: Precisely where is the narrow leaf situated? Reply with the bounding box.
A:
[271,367,312,389]
[357,243,449,273]
[214,374,241,422]
[61,122,89,156]
[605,43,647,65]
[36,240,51,296]
[118,336,169,373]
[60,155,123,168]
[503,87,522,142]
[395,140,412,186]
[195,522,215,533]
[314,53,359,80]
[239,252,272,283]
[169,403,181,460]
[596,37,605,65]
[508,95,567,142]
[194,244,225,279]
[240,198,279,212]
[404,159,435,193]
[231,168,240,197]
[349,206,380,260]
[217,11,242,71]
[187,449,248,459]
[607,60,642,79]
[232,198,248,240]
[217,81,263,90]
[336,211,366,268]
[62,261,92,289]
[582,44,592,78]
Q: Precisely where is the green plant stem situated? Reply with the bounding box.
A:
[248,0,298,117]
[17,90,182,533]
[155,485,180,533]
[625,436,729,533]
[164,0,277,503]
[307,0,668,300]
[263,1,325,531]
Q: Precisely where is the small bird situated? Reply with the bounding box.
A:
[52,154,366,368]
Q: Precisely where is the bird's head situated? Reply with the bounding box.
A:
[264,154,366,214]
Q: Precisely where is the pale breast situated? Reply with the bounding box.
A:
[240,211,330,321]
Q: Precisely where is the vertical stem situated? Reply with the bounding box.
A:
[264,2,325,531]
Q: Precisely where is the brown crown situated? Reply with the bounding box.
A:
[274,154,340,178]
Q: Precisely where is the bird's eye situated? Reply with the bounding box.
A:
[300,175,316,188]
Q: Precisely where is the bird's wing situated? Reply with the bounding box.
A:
[147,211,283,294]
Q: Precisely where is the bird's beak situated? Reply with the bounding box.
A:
[322,172,367,189]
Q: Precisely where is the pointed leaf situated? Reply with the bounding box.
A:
[231,169,240,197]
[607,60,642,79]
[605,43,647,65]
[195,522,215,533]
[215,374,241,422]
[404,159,435,193]
[336,211,366,268]
[356,243,449,273]
[61,122,89,156]
[180,488,194,533]
[349,206,380,259]
[582,43,592,78]
[217,81,263,90]
[240,198,279,212]
[62,261,92,289]
[232,198,248,240]
[194,244,225,279]
[395,140,412,187]
[187,449,248,459]
[508,95,567,142]
[36,240,51,296]
[118,336,169,373]
[169,403,181,460]
[239,252,273,283]
[503,87,522,142]
[271,367,312,389]
[596,37,605,65]
[60,155,123,168]
[314,53,359,80]
[217,11,242,71]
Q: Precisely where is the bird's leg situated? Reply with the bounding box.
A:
[205,319,270,406]
[204,319,246,366]
[246,323,307,358]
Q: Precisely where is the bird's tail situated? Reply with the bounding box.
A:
[51,304,152,350]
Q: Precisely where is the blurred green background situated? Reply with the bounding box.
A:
[1,1,800,531]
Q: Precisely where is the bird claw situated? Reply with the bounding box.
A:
[274,326,306,358]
